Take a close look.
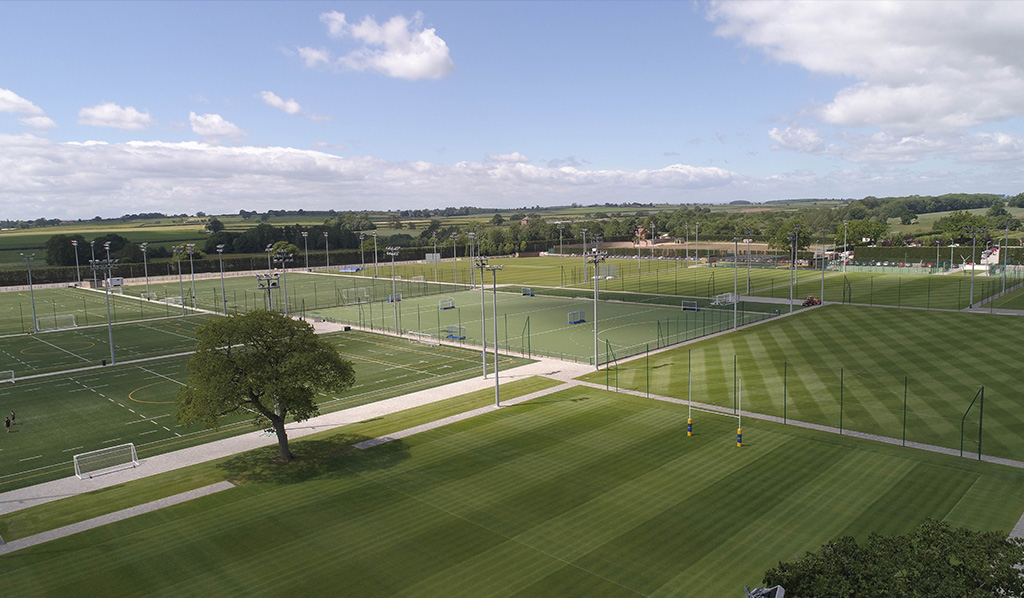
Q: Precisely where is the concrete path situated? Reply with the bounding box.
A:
[0,356,592,517]
[0,481,234,555]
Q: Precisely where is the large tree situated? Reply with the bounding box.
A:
[762,520,1024,596]
[176,311,355,461]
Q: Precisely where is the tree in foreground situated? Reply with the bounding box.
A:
[176,310,355,462]
[762,520,1024,597]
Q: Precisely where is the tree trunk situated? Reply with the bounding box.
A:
[272,418,293,462]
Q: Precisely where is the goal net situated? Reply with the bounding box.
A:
[73,443,140,479]
[109,287,125,295]
[711,293,738,306]
[411,275,426,283]
[163,296,184,306]
[408,331,440,346]
[597,264,617,279]
[439,298,455,310]
[446,325,466,340]
[141,292,159,301]
[568,310,585,324]
[387,293,403,303]
[0,370,13,384]
[522,287,535,296]
[36,314,77,331]
[681,300,700,311]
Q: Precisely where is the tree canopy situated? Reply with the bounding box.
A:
[176,311,355,462]
[762,520,1024,597]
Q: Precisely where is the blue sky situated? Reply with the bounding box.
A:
[2,1,1023,219]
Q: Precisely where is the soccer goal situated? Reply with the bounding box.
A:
[73,443,140,479]
[568,310,585,324]
[681,300,700,311]
[446,325,466,340]
[597,264,617,279]
[36,314,77,331]
[0,370,14,384]
[439,298,455,310]
[711,292,738,306]
[141,292,159,301]
[408,331,440,346]
[163,296,184,306]
[522,287,535,297]
[388,293,403,303]
[109,287,125,295]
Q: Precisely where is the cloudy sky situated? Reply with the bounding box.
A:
[2,1,1024,220]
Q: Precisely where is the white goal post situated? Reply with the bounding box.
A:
[711,293,738,306]
[163,296,184,306]
[681,300,700,311]
[408,331,440,346]
[73,443,140,479]
[36,314,77,331]
[0,370,14,384]
[439,298,455,310]
[141,291,159,301]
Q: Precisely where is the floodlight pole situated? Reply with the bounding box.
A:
[558,223,564,255]
[90,240,97,289]
[324,231,330,272]
[636,227,642,277]
[842,221,848,273]
[589,253,606,369]
[695,222,700,265]
[787,231,796,313]
[216,244,227,315]
[467,233,476,288]
[581,228,588,282]
[273,250,293,315]
[359,232,366,273]
[386,246,400,334]
[71,239,82,286]
[266,244,273,274]
[372,231,379,278]
[821,229,827,303]
[140,242,150,299]
[1003,223,1009,293]
[484,264,503,407]
[745,229,752,294]
[101,242,117,365]
[301,231,309,271]
[21,253,38,332]
[187,243,196,308]
[431,232,438,283]
[477,257,488,378]
[684,224,689,264]
[966,226,984,308]
[450,232,459,286]
[173,245,186,315]
[733,237,739,329]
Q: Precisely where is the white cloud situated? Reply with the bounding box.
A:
[79,103,154,130]
[189,112,246,142]
[0,88,44,116]
[0,134,743,219]
[709,1,1024,134]
[258,91,302,115]
[488,152,531,163]
[768,127,825,153]
[18,116,56,130]
[302,11,455,80]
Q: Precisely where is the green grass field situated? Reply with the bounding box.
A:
[1,386,1022,595]
[0,286,188,336]
[309,288,777,365]
[585,304,1024,461]
[0,329,530,492]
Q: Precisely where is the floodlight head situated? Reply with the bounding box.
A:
[216,244,225,253]
[359,232,365,240]
[476,256,488,268]
[71,240,78,247]
[301,231,308,238]
[103,241,111,249]
[140,242,147,251]
[323,231,328,238]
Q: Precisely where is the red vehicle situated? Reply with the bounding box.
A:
[802,295,822,307]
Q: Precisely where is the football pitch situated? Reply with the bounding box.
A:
[1,387,1022,595]
[0,329,530,492]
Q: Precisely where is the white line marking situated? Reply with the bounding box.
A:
[136,366,187,386]
[19,455,42,461]
[62,446,85,452]
[101,438,121,444]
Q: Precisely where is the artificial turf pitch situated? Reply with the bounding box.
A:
[0,329,529,492]
[1,386,1021,596]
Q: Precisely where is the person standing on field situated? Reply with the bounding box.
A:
[4,416,9,433]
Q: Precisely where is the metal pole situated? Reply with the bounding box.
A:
[432,232,438,283]
[90,240,97,288]
[324,231,330,272]
[103,243,116,364]
[387,247,399,334]
[301,231,309,271]
[360,232,366,273]
[173,245,186,315]
[733,237,738,329]
[821,229,827,302]
[843,221,848,273]
[71,240,82,286]
[558,223,563,256]
[373,232,379,278]
[450,233,459,286]
[745,230,752,294]
[477,257,488,378]
[217,244,227,315]
[21,253,38,332]
[581,228,588,282]
[140,242,150,298]
[468,233,476,287]
[187,243,196,308]
[591,253,605,369]
[1003,223,1009,293]
[485,265,503,407]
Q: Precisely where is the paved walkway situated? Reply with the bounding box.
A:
[0,481,234,555]
[0,355,592,517]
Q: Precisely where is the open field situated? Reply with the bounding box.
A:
[0,286,188,336]
[584,304,1024,461]
[0,386,1021,595]
[0,329,530,492]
